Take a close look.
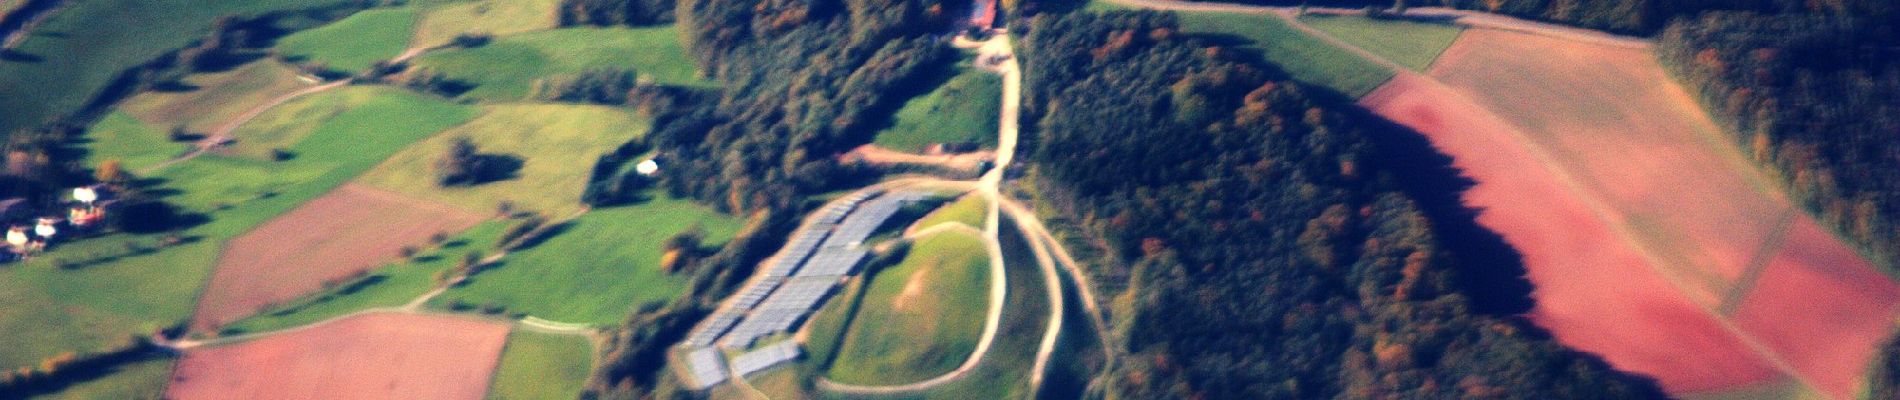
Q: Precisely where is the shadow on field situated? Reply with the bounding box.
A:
[1304,84,1670,399]
[1349,103,1538,316]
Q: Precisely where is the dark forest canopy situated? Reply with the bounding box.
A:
[1020,10,1663,399]
[639,0,958,213]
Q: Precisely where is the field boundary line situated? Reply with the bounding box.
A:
[1717,208,1799,316]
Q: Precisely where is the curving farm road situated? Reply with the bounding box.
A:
[815,31,1027,396]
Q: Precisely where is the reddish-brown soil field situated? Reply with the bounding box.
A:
[1362,73,1785,393]
[1361,28,1900,399]
[168,312,510,400]
[191,184,483,331]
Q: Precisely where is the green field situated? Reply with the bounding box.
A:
[274,8,418,74]
[487,330,594,400]
[872,67,1001,153]
[225,83,470,160]
[431,197,745,325]
[912,193,987,231]
[1299,14,1464,72]
[222,220,508,334]
[0,85,473,371]
[1177,11,1392,97]
[412,0,561,48]
[0,0,355,135]
[81,112,194,171]
[116,60,314,133]
[410,26,710,100]
[355,103,649,216]
[0,0,349,136]
[825,230,991,386]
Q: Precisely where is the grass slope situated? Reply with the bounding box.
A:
[896,216,1049,399]
[872,67,1001,153]
[1177,11,1391,97]
[0,86,473,370]
[487,330,594,400]
[223,82,456,160]
[912,193,987,231]
[274,8,418,73]
[0,0,346,135]
[116,60,313,133]
[410,26,709,100]
[355,103,649,216]
[81,112,193,171]
[1299,14,1463,72]
[412,0,561,48]
[222,220,508,334]
[825,230,990,386]
[431,197,744,325]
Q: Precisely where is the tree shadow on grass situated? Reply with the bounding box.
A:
[0,347,171,399]
[508,220,575,252]
[0,49,44,63]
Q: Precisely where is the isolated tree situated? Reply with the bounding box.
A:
[1393,0,1409,15]
[168,125,193,142]
[94,159,128,187]
[436,137,482,186]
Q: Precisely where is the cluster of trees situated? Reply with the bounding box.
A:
[1019,10,1665,398]
[638,0,956,214]
[527,68,642,104]
[435,138,520,186]
[558,0,676,26]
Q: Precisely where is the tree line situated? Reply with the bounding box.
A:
[1016,10,1666,398]
[557,0,676,27]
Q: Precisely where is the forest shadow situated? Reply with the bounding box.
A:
[1314,80,1669,399]
[1354,107,1538,316]
[1289,82,1538,317]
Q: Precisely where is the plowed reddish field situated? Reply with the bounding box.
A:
[1361,28,1900,399]
[167,312,509,400]
[191,184,483,331]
